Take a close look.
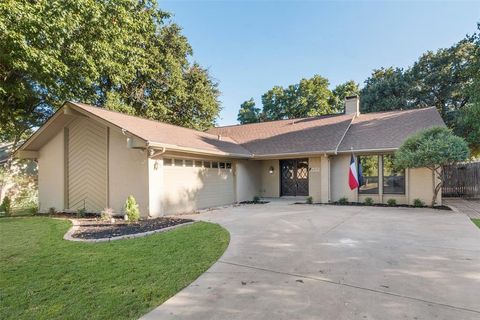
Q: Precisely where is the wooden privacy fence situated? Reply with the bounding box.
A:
[442,162,480,198]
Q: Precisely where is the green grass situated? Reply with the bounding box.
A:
[472,219,480,229]
[0,217,229,320]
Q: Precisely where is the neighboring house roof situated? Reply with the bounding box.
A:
[17,101,445,159]
[0,142,16,164]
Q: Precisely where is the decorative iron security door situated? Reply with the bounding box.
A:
[280,159,309,196]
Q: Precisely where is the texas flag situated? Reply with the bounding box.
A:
[348,155,359,190]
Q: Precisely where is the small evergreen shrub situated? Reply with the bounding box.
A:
[413,198,425,207]
[101,208,114,221]
[306,196,313,204]
[338,197,348,205]
[125,195,140,222]
[76,208,87,218]
[0,196,11,216]
[387,199,397,206]
[252,195,261,203]
[364,197,374,206]
[48,207,56,215]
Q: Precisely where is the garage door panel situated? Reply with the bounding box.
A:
[162,164,234,215]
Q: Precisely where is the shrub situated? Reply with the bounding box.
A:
[387,199,397,206]
[338,197,348,205]
[364,197,374,206]
[48,207,56,215]
[76,208,86,218]
[125,195,140,222]
[27,203,38,215]
[306,196,313,204]
[0,196,12,216]
[101,208,114,221]
[252,195,261,203]
[413,198,425,207]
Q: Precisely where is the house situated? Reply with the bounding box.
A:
[15,96,445,216]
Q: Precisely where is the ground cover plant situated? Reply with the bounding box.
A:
[0,217,229,320]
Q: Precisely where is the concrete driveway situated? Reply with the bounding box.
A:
[142,201,480,320]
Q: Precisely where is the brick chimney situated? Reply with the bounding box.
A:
[345,95,360,116]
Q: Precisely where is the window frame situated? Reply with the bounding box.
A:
[382,154,405,195]
[357,155,380,195]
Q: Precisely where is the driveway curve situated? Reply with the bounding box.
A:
[142,200,480,320]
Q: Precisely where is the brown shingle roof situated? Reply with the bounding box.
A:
[337,107,445,152]
[70,102,252,157]
[207,114,354,156]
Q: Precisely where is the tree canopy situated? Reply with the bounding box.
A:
[0,0,220,147]
[394,126,469,206]
[238,76,359,123]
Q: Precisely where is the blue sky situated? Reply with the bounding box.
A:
[160,1,479,126]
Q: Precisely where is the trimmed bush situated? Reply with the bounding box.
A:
[413,198,425,207]
[252,195,261,203]
[76,208,86,218]
[306,196,313,204]
[48,207,56,215]
[364,197,374,206]
[0,196,12,216]
[125,195,140,222]
[101,208,114,221]
[338,197,348,205]
[387,199,397,206]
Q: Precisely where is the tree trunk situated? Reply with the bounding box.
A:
[430,166,443,207]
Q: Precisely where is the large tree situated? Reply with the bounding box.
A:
[237,98,261,124]
[331,80,360,113]
[359,67,411,113]
[0,0,220,148]
[394,127,469,207]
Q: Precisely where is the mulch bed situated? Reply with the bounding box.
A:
[295,202,452,211]
[71,217,193,239]
[239,201,270,205]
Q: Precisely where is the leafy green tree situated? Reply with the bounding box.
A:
[394,127,469,207]
[409,39,475,122]
[237,98,261,124]
[0,0,220,150]
[260,75,334,120]
[360,67,411,113]
[331,80,360,113]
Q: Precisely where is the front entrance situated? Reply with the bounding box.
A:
[280,159,309,196]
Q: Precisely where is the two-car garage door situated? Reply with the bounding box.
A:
[161,158,235,215]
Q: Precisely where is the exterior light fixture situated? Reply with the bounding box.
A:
[269,166,274,174]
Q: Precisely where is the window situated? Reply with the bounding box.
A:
[184,160,193,167]
[383,155,405,194]
[174,159,183,167]
[226,162,232,169]
[203,161,211,168]
[212,162,219,168]
[194,160,202,167]
[219,162,226,169]
[163,158,172,166]
[358,155,379,194]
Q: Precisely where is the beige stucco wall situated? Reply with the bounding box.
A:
[108,129,149,216]
[148,157,163,217]
[38,130,64,212]
[308,157,322,202]
[235,160,261,202]
[259,160,280,197]
[330,154,357,202]
[409,167,441,206]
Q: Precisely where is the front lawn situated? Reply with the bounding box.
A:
[0,217,229,320]
[472,219,480,229]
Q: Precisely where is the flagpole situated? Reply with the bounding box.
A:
[351,147,359,203]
